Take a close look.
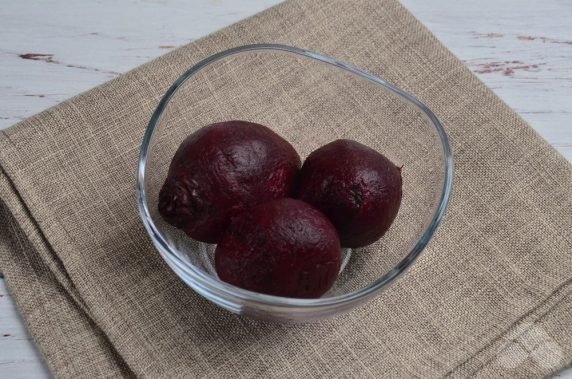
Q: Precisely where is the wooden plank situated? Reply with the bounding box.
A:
[0,280,49,378]
[400,0,572,162]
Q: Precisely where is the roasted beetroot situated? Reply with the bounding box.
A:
[296,139,402,248]
[215,199,341,298]
[158,121,300,243]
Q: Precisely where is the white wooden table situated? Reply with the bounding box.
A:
[1,0,571,377]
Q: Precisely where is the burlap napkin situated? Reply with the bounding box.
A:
[1,0,571,377]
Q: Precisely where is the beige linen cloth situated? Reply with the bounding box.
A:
[1,0,571,377]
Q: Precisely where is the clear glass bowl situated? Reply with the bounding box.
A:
[137,44,453,322]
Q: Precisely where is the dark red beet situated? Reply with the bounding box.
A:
[215,199,341,298]
[158,121,301,243]
[296,139,402,248]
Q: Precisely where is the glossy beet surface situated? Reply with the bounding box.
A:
[296,139,402,248]
[158,121,301,243]
[215,199,342,298]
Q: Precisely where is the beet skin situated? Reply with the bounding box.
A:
[215,199,341,298]
[296,139,402,248]
[158,121,301,243]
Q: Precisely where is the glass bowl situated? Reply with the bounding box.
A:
[137,44,453,322]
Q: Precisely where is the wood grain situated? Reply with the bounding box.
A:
[0,0,282,128]
[400,0,572,162]
[1,0,571,377]
[0,280,46,378]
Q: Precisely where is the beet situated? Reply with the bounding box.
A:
[215,199,341,298]
[296,139,402,248]
[158,121,301,243]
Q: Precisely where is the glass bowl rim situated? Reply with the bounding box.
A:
[136,43,454,309]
